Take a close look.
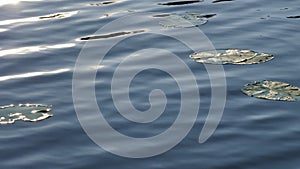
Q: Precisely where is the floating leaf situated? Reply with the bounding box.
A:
[0,104,52,125]
[200,14,217,18]
[80,30,145,41]
[212,0,234,3]
[235,53,273,65]
[190,49,273,65]
[287,16,300,19]
[159,13,209,28]
[158,0,202,6]
[39,11,79,19]
[90,1,114,6]
[242,80,300,101]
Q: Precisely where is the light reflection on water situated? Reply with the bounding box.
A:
[0,11,79,26]
[0,43,76,57]
[0,68,70,82]
[0,0,42,7]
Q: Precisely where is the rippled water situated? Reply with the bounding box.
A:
[0,0,299,168]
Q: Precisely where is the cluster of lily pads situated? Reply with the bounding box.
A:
[2,1,298,125]
[158,11,300,102]
[0,104,52,125]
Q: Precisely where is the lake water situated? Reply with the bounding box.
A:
[0,0,299,168]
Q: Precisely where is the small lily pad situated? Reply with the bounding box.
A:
[158,0,202,6]
[90,1,114,6]
[39,11,78,20]
[190,49,273,65]
[212,0,234,3]
[242,80,300,101]
[287,16,300,19]
[159,13,209,28]
[80,30,145,41]
[0,104,53,124]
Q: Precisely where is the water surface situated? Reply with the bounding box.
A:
[0,0,299,168]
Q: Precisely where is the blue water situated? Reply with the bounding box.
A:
[0,0,299,168]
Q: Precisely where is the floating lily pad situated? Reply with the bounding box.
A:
[242,80,300,101]
[159,13,209,28]
[39,11,78,20]
[0,104,52,125]
[190,49,273,65]
[158,0,202,6]
[90,1,114,6]
[80,30,145,41]
[287,16,300,19]
[212,0,234,3]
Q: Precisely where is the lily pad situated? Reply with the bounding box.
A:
[80,30,145,41]
[190,49,273,65]
[287,16,300,19]
[39,11,78,20]
[242,80,300,101]
[0,104,52,124]
[90,1,114,6]
[159,13,209,28]
[212,0,234,3]
[158,0,202,6]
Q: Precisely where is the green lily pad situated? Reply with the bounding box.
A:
[159,13,208,28]
[0,104,53,125]
[242,80,300,101]
[190,49,273,65]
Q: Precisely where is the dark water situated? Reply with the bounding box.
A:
[0,0,299,168]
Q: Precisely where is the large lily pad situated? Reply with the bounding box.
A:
[159,13,209,28]
[242,80,300,101]
[190,49,273,65]
[0,104,52,124]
